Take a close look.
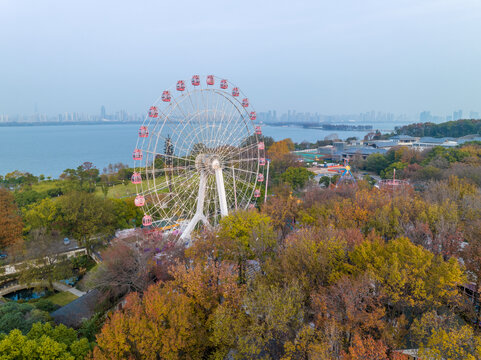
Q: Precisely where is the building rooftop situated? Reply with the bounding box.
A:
[51,289,101,328]
[390,135,418,140]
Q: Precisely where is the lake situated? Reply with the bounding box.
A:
[0,122,402,177]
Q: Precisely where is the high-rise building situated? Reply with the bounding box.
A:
[420,111,431,123]
[453,110,463,120]
[469,111,479,119]
[100,105,106,120]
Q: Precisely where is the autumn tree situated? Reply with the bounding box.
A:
[211,279,304,359]
[85,236,181,300]
[410,310,481,360]
[0,188,23,249]
[217,210,276,283]
[262,184,300,238]
[94,261,243,359]
[349,237,465,316]
[312,274,386,351]
[341,334,389,360]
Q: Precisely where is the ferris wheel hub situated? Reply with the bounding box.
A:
[195,154,222,174]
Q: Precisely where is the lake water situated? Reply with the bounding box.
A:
[0,122,403,177]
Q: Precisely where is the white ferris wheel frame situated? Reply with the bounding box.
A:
[133,75,266,241]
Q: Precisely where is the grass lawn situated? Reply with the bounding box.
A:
[100,182,138,199]
[31,180,64,192]
[44,291,78,306]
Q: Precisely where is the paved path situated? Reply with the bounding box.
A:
[0,281,86,297]
[53,282,86,297]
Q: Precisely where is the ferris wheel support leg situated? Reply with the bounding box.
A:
[215,168,229,217]
[180,173,208,241]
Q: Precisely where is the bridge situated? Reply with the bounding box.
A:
[0,281,85,297]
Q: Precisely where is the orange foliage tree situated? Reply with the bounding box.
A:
[93,260,244,359]
[0,188,23,249]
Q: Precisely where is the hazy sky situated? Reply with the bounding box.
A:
[1,0,480,116]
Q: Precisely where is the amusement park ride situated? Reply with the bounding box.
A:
[131,75,268,242]
[377,169,409,190]
[327,159,357,186]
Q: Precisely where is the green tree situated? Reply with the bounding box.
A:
[58,191,115,254]
[22,197,60,233]
[0,323,91,360]
[110,198,143,230]
[365,153,389,174]
[218,210,276,283]
[281,167,315,190]
[0,303,50,335]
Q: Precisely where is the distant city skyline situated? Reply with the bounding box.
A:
[2,106,479,125]
[1,1,481,116]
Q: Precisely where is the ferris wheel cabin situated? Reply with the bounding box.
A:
[258,142,265,150]
[142,215,153,227]
[191,75,200,86]
[259,158,266,166]
[148,106,158,118]
[220,79,228,89]
[162,91,171,102]
[255,126,262,135]
[176,80,185,91]
[257,173,264,182]
[133,149,143,161]
[232,87,239,96]
[134,195,145,207]
[250,112,257,121]
[206,75,215,85]
[131,172,142,184]
[242,98,249,107]
[139,126,149,138]
[254,189,261,198]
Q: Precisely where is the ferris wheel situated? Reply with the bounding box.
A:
[131,75,267,241]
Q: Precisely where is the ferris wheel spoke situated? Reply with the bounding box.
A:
[228,166,258,176]
[223,170,255,189]
[143,169,198,196]
[144,149,195,164]
[216,115,251,159]
[226,157,260,164]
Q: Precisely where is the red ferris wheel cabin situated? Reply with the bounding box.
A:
[250,112,257,120]
[220,79,228,89]
[134,195,145,207]
[162,91,171,102]
[254,189,261,198]
[142,215,153,227]
[242,98,249,107]
[232,87,239,97]
[191,75,200,86]
[148,106,158,118]
[139,126,149,138]
[131,172,142,184]
[133,149,143,161]
[206,75,214,85]
[255,125,262,135]
[257,173,264,182]
[176,80,185,91]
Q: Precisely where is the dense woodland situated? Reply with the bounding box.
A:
[394,119,481,138]
[1,120,481,359]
